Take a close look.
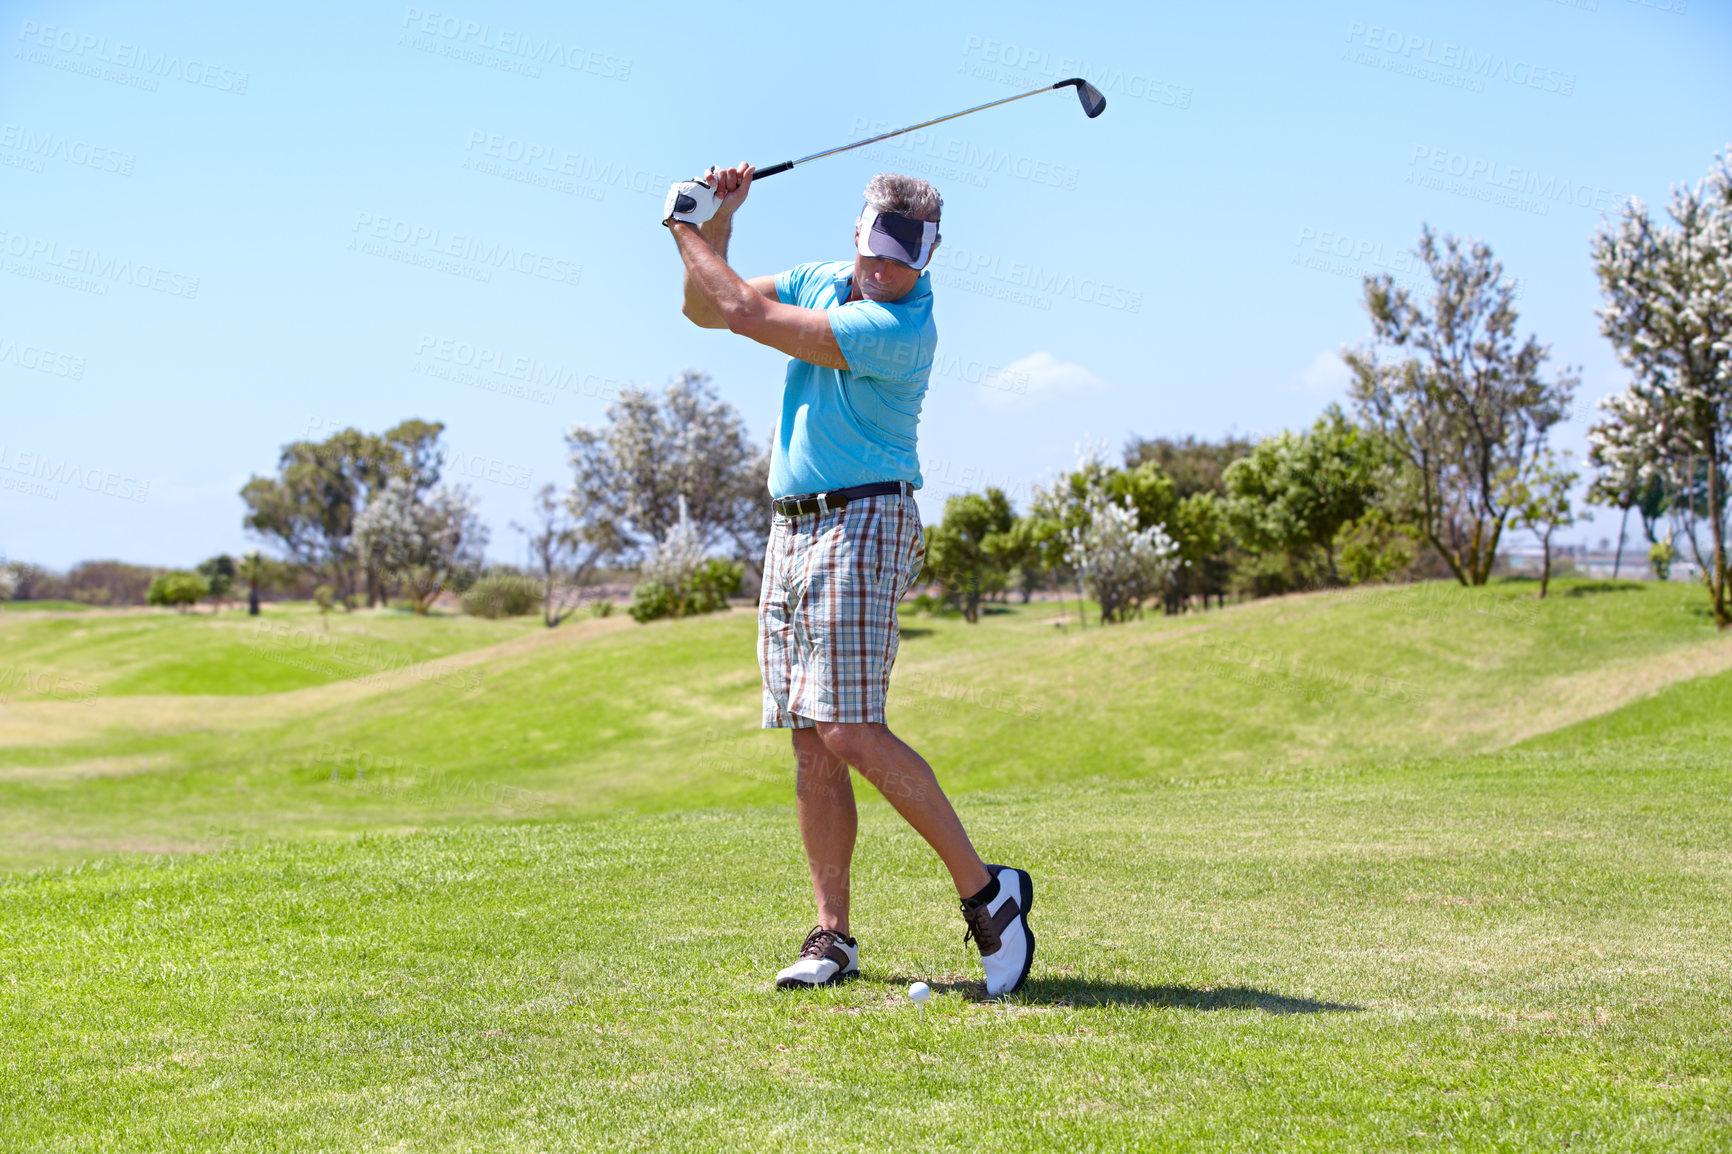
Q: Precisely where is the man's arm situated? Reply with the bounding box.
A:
[673,224,849,370]
[671,163,850,371]
[681,212,778,328]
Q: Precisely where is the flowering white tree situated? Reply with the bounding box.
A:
[566,372,769,575]
[1034,444,1178,624]
[639,495,707,594]
[354,477,487,615]
[628,495,741,622]
[1589,147,1732,625]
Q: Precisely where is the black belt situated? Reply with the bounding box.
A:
[772,480,913,518]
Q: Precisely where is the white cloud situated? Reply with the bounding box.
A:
[1299,349,1352,394]
[975,351,1109,412]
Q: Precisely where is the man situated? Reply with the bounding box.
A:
[665,164,1034,998]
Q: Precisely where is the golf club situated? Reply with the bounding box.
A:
[747,78,1105,181]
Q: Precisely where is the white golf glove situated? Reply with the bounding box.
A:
[663,179,719,227]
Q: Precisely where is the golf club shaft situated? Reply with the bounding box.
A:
[750,83,1072,180]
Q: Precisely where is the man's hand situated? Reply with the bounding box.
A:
[662,178,720,228]
[706,162,753,221]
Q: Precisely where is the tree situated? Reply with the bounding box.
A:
[1510,449,1581,598]
[1168,491,1229,611]
[236,551,276,616]
[1223,408,1389,589]
[1346,225,1578,586]
[241,419,447,608]
[628,496,742,623]
[353,477,487,614]
[1650,532,1677,581]
[1032,446,1178,624]
[1123,434,1254,499]
[566,372,769,577]
[196,554,236,612]
[512,483,616,628]
[147,571,209,613]
[991,515,1051,604]
[1589,148,1732,626]
[924,488,1016,623]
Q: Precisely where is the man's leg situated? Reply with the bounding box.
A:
[793,726,856,936]
[814,721,991,900]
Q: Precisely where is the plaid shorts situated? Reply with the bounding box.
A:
[758,493,925,728]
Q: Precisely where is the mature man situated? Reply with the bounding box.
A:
[665,164,1034,997]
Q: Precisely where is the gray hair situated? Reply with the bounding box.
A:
[863,173,943,222]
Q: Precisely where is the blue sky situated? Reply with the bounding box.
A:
[3,0,1727,569]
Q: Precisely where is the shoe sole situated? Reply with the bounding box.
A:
[775,968,859,990]
[984,864,1036,998]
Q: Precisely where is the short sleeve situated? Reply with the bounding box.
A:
[829,301,925,382]
[776,262,825,307]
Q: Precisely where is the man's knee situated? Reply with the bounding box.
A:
[792,728,848,794]
[814,721,877,767]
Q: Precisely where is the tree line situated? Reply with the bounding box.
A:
[5,148,1726,628]
[923,147,1731,625]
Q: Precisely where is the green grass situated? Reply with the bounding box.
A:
[0,578,1717,869]
[0,601,545,697]
[2,578,1730,1149]
[0,599,93,612]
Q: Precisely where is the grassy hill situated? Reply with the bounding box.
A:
[1,579,1724,870]
[2,581,1729,1149]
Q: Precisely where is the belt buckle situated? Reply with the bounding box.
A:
[815,491,832,515]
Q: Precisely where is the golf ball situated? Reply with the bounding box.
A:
[908,982,931,1003]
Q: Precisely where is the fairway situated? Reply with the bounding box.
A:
[3,582,1730,1150]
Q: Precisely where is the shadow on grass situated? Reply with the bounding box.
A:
[1564,581,1646,597]
[884,975,1359,1013]
[1019,978,1361,1013]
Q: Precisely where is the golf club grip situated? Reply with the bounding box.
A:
[752,160,794,179]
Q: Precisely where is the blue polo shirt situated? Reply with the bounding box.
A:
[769,260,935,498]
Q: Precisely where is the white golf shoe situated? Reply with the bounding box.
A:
[963,864,1035,997]
[775,925,859,989]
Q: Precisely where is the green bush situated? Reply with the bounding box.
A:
[629,559,742,624]
[146,570,209,612]
[461,575,542,618]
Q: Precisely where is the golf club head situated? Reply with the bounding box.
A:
[1058,78,1107,118]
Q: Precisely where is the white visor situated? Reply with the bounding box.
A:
[856,206,939,270]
